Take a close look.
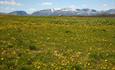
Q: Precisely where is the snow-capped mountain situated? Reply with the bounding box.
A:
[52,8,77,16]
[60,8,76,11]
[31,8,100,16]
[76,9,98,16]
[32,9,55,16]
[3,8,115,16]
[106,9,115,14]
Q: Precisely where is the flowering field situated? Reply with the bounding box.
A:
[0,15,115,70]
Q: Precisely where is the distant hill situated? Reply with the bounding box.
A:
[8,11,28,16]
[106,9,115,14]
[0,12,7,15]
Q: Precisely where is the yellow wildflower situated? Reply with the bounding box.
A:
[1,58,4,60]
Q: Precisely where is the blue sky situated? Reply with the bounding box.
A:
[0,0,115,13]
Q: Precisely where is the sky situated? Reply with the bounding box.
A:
[0,0,115,13]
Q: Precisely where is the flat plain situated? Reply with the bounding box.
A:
[0,15,115,70]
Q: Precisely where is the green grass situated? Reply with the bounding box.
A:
[0,15,115,70]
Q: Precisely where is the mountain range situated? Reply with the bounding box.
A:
[0,8,115,16]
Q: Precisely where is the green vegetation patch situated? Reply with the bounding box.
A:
[0,15,115,70]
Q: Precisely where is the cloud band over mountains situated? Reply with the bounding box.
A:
[0,0,22,6]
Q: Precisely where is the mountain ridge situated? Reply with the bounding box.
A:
[1,8,115,16]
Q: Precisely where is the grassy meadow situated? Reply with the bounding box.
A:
[0,15,115,70]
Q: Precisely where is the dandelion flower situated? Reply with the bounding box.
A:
[1,58,4,60]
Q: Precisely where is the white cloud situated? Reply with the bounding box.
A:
[103,4,108,7]
[69,5,77,9]
[41,2,53,6]
[0,0,22,6]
